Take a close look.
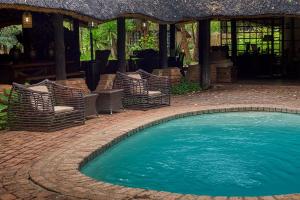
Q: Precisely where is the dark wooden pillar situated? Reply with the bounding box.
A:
[291,18,296,59]
[89,26,94,61]
[271,19,275,55]
[73,20,81,68]
[52,14,66,80]
[22,29,31,58]
[281,17,286,75]
[231,20,237,65]
[117,17,126,72]
[170,24,176,57]
[159,24,168,68]
[198,20,211,89]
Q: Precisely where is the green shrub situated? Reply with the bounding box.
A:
[171,78,201,95]
[0,89,10,130]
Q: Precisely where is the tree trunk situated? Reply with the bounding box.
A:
[192,23,199,62]
[111,36,117,59]
[179,24,191,62]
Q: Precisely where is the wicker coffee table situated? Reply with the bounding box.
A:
[94,89,124,114]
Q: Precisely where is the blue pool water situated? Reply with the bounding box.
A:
[81,112,300,196]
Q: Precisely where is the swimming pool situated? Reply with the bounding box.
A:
[81,112,300,196]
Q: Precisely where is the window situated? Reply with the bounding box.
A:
[220,18,283,56]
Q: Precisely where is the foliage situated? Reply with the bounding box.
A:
[0,89,10,130]
[92,21,117,52]
[79,26,91,60]
[128,33,158,53]
[211,21,221,33]
[80,20,137,61]
[79,20,219,62]
[171,78,201,95]
[0,25,22,49]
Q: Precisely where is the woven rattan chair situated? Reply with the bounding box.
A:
[114,69,170,109]
[8,79,85,132]
[57,78,98,118]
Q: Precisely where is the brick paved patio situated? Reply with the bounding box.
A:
[1,83,300,200]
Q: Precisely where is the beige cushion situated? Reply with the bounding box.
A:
[95,74,116,91]
[127,73,145,94]
[54,106,74,113]
[58,78,90,95]
[29,86,49,93]
[29,85,51,111]
[148,90,162,97]
[127,73,142,80]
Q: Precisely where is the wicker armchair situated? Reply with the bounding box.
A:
[114,69,170,109]
[57,78,98,118]
[8,80,85,132]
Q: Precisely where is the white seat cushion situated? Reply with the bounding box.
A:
[148,90,162,97]
[54,106,74,113]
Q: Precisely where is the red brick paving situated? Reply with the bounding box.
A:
[1,83,300,199]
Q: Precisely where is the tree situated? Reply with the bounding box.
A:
[0,25,22,52]
[80,19,137,60]
[179,23,192,64]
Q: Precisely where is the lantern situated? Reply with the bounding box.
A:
[22,12,32,28]
[88,21,95,28]
[141,21,147,30]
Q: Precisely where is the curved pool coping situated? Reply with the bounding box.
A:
[29,105,300,200]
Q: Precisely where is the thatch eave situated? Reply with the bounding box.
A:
[1,0,300,24]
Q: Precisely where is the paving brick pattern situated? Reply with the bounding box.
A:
[1,83,300,200]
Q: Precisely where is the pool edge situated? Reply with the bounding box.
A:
[29,105,300,200]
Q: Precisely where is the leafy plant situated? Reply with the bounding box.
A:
[0,25,23,50]
[0,89,10,130]
[80,20,137,61]
[128,33,158,53]
[171,78,201,95]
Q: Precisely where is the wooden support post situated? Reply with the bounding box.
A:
[281,17,286,75]
[89,27,94,61]
[198,19,211,89]
[231,20,237,66]
[73,20,81,68]
[117,17,126,72]
[159,24,168,68]
[52,14,66,80]
[271,19,275,56]
[22,28,31,58]
[291,18,295,59]
[170,24,176,57]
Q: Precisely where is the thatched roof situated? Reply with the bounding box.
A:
[0,0,300,22]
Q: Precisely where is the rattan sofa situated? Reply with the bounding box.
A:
[114,69,170,109]
[8,79,85,132]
